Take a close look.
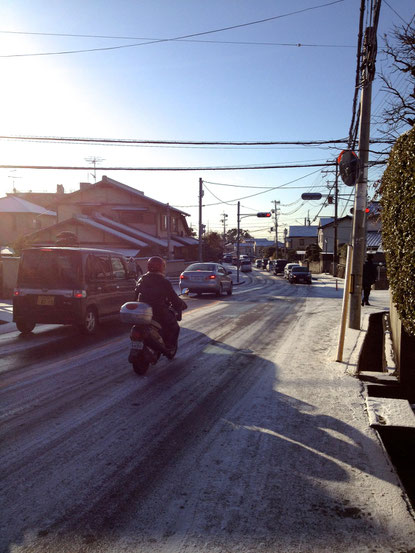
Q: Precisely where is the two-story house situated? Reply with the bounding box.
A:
[318,216,353,254]
[22,176,198,260]
[286,226,318,253]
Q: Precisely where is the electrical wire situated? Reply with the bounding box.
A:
[0,0,345,58]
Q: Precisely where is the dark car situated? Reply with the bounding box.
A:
[273,259,288,275]
[289,266,312,284]
[13,247,136,334]
[222,254,233,264]
[179,262,233,296]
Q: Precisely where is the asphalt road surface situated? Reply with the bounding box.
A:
[1,269,414,553]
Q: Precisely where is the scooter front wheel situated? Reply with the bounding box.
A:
[165,343,178,360]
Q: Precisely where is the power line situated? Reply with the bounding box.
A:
[0,134,358,146]
[0,162,343,171]
[0,0,345,58]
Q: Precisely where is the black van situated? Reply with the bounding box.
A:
[13,247,137,334]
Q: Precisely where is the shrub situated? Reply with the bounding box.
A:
[380,125,415,335]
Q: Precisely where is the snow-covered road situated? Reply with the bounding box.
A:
[1,270,414,552]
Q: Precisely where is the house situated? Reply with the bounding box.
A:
[285,226,318,253]
[318,216,353,254]
[0,195,57,251]
[318,201,382,256]
[21,176,198,261]
[7,184,66,211]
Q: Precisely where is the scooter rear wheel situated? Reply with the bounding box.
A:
[132,359,150,375]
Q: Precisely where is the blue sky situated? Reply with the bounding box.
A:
[0,0,413,238]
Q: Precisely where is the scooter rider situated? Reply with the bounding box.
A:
[134,256,187,352]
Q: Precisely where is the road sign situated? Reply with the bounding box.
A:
[337,150,361,187]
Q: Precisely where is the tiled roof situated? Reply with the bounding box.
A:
[0,195,56,216]
[288,225,318,237]
[367,230,382,247]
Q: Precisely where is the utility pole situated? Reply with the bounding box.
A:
[271,200,280,259]
[220,212,228,248]
[349,13,380,329]
[198,178,204,262]
[166,203,171,260]
[333,161,339,277]
[236,202,241,283]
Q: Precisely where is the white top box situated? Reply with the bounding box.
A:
[120,301,153,324]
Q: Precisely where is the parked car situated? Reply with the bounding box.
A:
[284,263,301,279]
[255,259,262,268]
[289,266,312,284]
[222,254,232,264]
[274,259,289,275]
[179,262,233,296]
[13,247,137,335]
[240,260,252,272]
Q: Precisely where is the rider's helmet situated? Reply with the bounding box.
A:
[147,256,166,274]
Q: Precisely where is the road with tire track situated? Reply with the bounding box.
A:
[1,268,414,553]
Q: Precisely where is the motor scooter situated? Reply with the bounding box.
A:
[120,296,186,375]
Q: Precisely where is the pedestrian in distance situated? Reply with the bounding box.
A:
[361,254,377,306]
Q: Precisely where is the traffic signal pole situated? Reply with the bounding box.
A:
[198,178,204,262]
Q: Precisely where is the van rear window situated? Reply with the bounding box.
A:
[19,250,81,288]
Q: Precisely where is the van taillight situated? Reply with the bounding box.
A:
[13,289,21,296]
[74,290,87,298]
[206,275,216,280]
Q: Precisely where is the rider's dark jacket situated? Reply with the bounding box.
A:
[134,271,186,346]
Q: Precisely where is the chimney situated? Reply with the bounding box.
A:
[80,182,91,191]
[57,184,65,194]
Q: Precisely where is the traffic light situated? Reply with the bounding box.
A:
[327,195,334,204]
[257,212,271,217]
[301,193,322,200]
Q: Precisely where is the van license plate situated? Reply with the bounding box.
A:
[37,295,55,306]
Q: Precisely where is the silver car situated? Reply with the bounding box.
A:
[179,263,233,296]
[284,263,301,279]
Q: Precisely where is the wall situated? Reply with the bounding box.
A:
[389,300,415,401]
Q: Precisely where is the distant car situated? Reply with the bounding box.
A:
[255,259,262,268]
[284,263,301,279]
[240,260,252,272]
[289,266,312,284]
[273,259,288,275]
[222,255,232,264]
[179,262,233,297]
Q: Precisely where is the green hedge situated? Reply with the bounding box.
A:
[380,125,415,336]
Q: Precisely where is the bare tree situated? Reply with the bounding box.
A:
[378,22,415,135]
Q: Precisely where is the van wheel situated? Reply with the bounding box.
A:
[78,308,98,335]
[16,320,36,334]
[227,283,233,296]
[216,284,223,297]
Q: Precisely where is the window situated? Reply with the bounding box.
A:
[111,256,127,279]
[299,239,305,246]
[86,255,111,281]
